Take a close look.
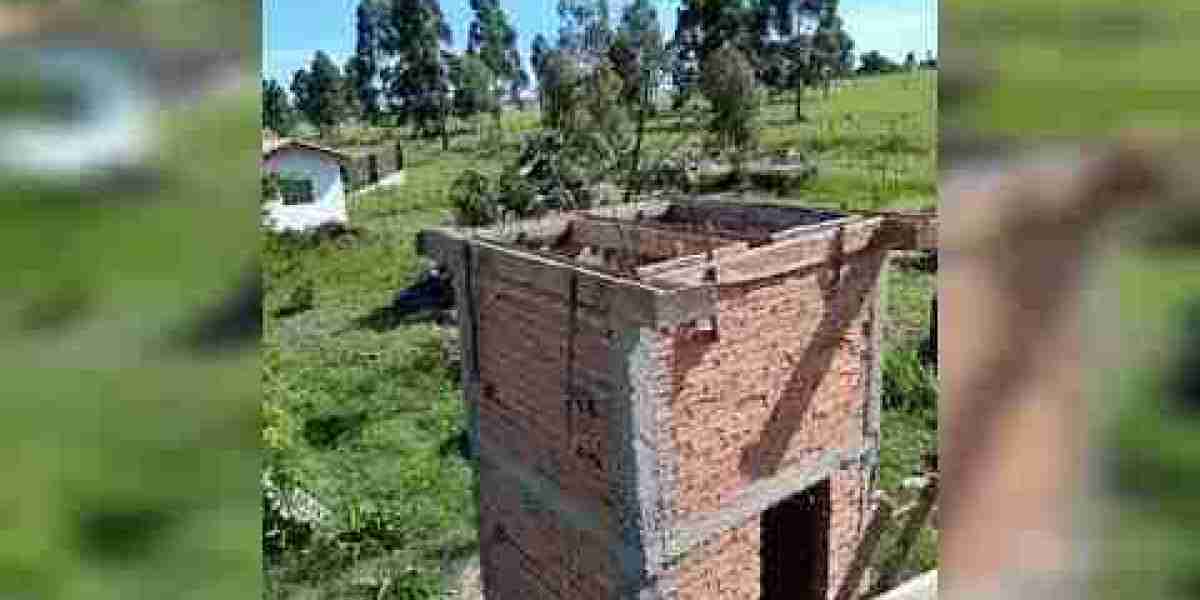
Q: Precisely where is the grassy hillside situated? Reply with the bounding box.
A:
[263,71,938,599]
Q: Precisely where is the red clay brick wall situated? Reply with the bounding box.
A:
[674,520,763,600]
[829,468,867,597]
[665,249,881,599]
[473,247,675,599]
[475,255,619,599]
[667,252,876,516]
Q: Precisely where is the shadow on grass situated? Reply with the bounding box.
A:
[302,410,369,449]
[353,304,445,332]
[439,430,472,462]
[272,303,313,320]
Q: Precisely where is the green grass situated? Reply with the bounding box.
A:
[263,72,938,598]
[637,72,937,211]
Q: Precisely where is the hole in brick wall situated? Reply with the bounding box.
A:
[761,478,831,600]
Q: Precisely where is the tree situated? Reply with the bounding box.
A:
[858,50,900,75]
[755,0,850,118]
[468,0,525,121]
[676,0,764,66]
[810,0,853,99]
[341,58,364,122]
[349,0,385,122]
[671,0,802,106]
[557,0,611,67]
[530,34,551,103]
[450,53,499,129]
[510,69,531,108]
[610,0,665,107]
[290,51,347,138]
[536,49,586,130]
[700,45,758,169]
[262,78,294,135]
[379,0,454,149]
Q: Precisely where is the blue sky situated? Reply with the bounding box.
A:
[264,0,937,86]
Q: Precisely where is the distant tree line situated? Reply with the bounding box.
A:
[261,0,934,146]
[262,0,528,147]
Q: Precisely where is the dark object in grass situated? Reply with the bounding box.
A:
[302,410,368,449]
[354,268,454,332]
[440,430,472,462]
[273,280,315,319]
[392,268,453,313]
[1169,299,1200,414]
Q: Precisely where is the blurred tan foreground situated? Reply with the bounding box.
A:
[940,1,1200,598]
[940,139,1181,599]
[0,2,259,598]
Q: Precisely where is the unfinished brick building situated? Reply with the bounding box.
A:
[418,198,936,600]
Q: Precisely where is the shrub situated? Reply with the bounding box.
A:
[509,130,591,212]
[448,169,498,227]
[496,168,539,219]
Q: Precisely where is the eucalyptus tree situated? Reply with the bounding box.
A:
[379,0,454,149]
[349,0,385,122]
[467,0,526,120]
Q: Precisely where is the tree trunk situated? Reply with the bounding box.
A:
[441,109,450,151]
[794,82,805,121]
[623,77,649,205]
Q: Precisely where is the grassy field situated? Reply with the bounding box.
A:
[263,71,938,598]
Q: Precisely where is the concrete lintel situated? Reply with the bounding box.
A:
[663,446,868,568]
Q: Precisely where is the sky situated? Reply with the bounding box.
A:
[263,0,937,87]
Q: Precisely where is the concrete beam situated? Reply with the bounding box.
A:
[663,446,869,568]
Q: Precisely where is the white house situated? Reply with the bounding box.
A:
[261,139,351,232]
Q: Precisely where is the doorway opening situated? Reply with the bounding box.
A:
[761,478,831,600]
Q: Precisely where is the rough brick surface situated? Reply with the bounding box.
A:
[674,520,763,600]
[667,252,879,517]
